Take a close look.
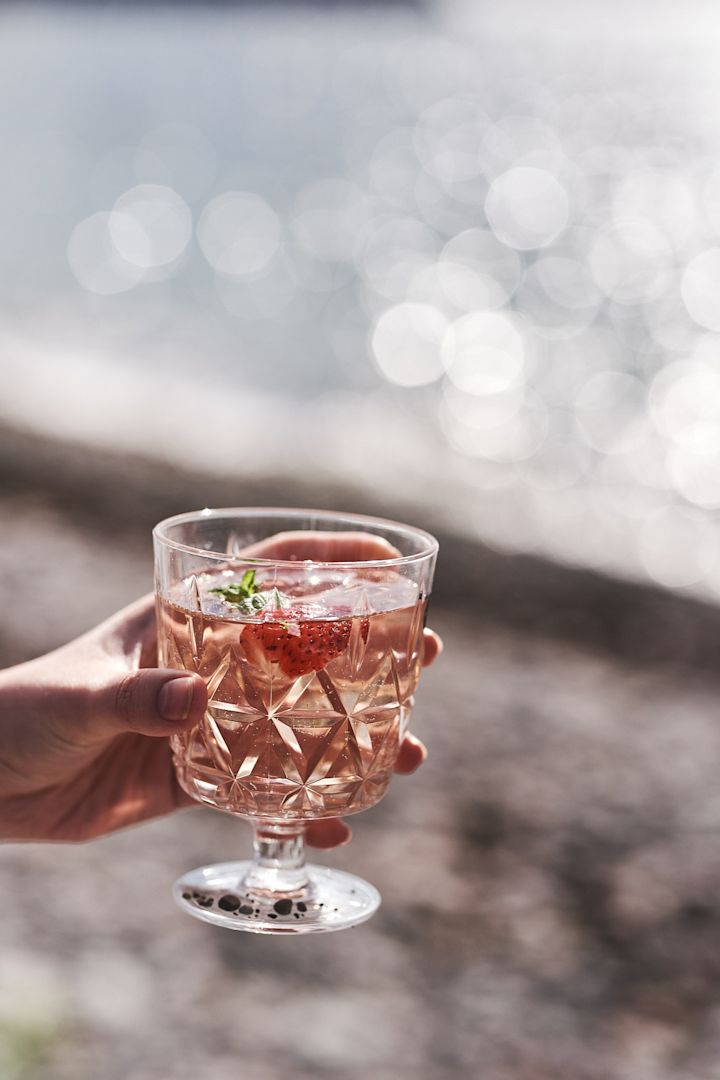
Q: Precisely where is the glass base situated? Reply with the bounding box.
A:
[174,861,381,934]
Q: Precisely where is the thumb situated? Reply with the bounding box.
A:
[91,669,208,740]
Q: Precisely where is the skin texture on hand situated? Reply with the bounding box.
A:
[0,531,441,844]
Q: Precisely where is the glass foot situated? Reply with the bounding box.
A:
[174,861,381,934]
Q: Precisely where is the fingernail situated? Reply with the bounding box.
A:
[327,820,352,845]
[158,677,195,721]
[306,819,352,849]
[408,733,428,760]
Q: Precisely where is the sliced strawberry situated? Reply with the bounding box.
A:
[242,615,352,677]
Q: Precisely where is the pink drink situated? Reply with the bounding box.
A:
[158,567,426,820]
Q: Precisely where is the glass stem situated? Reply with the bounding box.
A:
[241,822,311,897]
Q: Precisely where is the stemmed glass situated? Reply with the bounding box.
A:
[153,508,437,934]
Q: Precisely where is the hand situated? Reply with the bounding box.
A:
[0,532,441,843]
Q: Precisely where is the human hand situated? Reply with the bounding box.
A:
[0,531,440,844]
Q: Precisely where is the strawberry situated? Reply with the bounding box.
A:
[242,614,353,677]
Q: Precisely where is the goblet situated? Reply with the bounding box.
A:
[154,508,437,934]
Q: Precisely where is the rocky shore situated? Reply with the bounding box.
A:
[1,427,720,1079]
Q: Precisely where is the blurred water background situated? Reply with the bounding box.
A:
[2,0,720,590]
[5,2,720,1078]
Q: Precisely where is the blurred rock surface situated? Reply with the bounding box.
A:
[2,441,720,1079]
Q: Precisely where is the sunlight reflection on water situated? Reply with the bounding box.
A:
[2,2,720,591]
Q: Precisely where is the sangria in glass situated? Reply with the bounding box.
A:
[153,508,437,934]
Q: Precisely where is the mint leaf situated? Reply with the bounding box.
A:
[240,569,257,593]
[210,570,259,605]
[210,575,291,616]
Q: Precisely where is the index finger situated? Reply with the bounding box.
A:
[239,530,402,563]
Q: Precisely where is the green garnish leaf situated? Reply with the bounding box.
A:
[210,570,258,605]
[240,569,257,593]
[210,574,291,616]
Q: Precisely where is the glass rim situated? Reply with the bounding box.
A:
[153,507,439,569]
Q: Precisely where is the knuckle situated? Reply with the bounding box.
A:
[112,671,143,728]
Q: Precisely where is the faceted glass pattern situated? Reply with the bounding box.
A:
[159,594,426,820]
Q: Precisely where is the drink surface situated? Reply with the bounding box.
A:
[157,566,426,820]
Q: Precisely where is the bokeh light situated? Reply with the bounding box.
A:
[67,212,146,295]
[359,215,439,302]
[197,192,282,278]
[441,311,525,395]
[292,179,371,262]
[485,167,569,251]
[135,123,218,203]
[680,249,720,331]
[589,220,673,305]
[440,385,548,463]
[515,258,601,340]
[437,229,522,312]
[110,185,192,270]
[370,302,447,387]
